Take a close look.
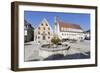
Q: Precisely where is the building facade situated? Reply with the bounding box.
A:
[56,20,85,41]
[24,20,34,42]
[33,17,85,44]
[34,18,53,44]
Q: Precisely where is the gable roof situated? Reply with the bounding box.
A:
[57,20,82,31]
[35,18,53,32]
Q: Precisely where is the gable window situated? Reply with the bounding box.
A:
[41,23,43,26]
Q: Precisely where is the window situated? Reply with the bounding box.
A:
[61,27,63,31]
[67,28,69,31]
[48,32,50,35]
[41,23,43,26]
[38,27,40,30]
[24,30,27,36]
[43,27,45,30]
[65,28,67,31]
[38,41,40,43]
[64,28,66,31]
[48,27,50,30]
[38,36,40,39]
[48,37,50,39]
[38,31,40,34]
[43,36,45,40]
[46,24,48,26]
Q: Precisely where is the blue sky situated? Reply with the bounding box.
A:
[24,11,90,31]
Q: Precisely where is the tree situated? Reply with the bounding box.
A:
[51,36,60,45]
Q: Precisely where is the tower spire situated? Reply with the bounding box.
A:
[54,16,57,34]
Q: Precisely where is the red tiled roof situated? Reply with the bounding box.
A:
[58,20,82,31]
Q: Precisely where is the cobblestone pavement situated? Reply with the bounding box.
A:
[24,40,90,61]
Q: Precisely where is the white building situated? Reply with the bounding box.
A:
[34,18,53,44]
[84,30,90,40]
[56,20,85,41]
[34,17,85,44]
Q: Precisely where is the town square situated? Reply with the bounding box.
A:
[24,11,90,62]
